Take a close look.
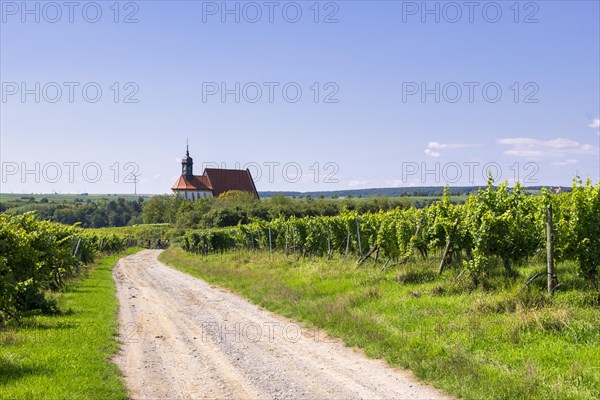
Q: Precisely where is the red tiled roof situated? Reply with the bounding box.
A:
[171,175,212,191]
[204,168,259,198]
[171,168,259,198]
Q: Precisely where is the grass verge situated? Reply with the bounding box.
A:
[160,247,600,400]
[0,248,140,399]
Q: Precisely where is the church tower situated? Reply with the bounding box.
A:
[181,142,193,179]
[172,142,259,199]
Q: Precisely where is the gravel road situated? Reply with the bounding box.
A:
[113,250,450,400]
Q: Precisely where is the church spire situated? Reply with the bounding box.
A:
[182,142,193,179]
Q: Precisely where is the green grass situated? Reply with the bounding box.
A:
[0,248,139,399]
[160,247,600,400]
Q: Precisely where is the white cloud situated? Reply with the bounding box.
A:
[497,137,598,159]
[348,180,369,187]
[385,179,404,187]
[544,138,580,149]
[551,159,578,166]
[424,148,441,157]
[175,158,181,163]
[497,138,538,146]
[424,141,477,157]
[589,119,600,129]
[504,149,545,157]
[580,144,596,151]
[427,141,478,149]
[427,142,448,149]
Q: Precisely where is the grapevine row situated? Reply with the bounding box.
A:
[0,212,127,322]
[181,179,599,282]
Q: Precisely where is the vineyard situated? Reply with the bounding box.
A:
[0,213,127,322]
[180,179,600,285]
[1,180,598,399]
[2,179,598,322]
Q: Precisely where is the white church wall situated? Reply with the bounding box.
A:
[174,190,213,200]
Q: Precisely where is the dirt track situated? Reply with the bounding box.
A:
[113,250,450,399]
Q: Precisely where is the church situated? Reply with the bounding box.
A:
[171,146,259,200]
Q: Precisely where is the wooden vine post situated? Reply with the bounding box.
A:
[309,223,314,256]
[268,227,273,254]
[285,225,289,256]
[438,218,459,275]
[345,227,350,257]
[327,226,332,260]
[73,238,81,257]
[356,218,363,257]
[546,204,555,295]
[407,217,424,259]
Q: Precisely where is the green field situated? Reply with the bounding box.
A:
[0,249,139,399]
[160,247,600,400]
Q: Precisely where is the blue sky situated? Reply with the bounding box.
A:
[1,0,599,194]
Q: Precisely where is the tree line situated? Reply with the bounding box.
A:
[141,192,413,228]
[0,197,144,228]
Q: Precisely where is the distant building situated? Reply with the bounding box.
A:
[171,146,259,200]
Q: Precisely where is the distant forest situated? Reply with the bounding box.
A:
[258,185,562,198]
[0,197,144,228]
